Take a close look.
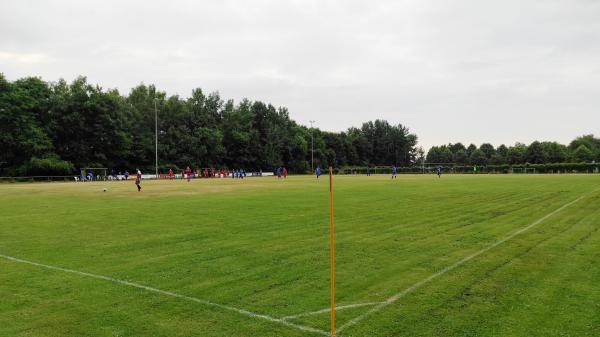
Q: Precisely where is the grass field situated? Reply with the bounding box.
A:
[1,174,599,337]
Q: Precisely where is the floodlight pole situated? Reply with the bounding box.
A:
[154,99,158,179]
[328,167,335,336]
[310,120,316,172]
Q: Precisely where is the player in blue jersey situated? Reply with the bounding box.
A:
[391,166,397,179]
[435,165,442,178]
[315,165,321,179]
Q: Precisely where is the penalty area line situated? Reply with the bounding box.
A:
[337,192,592,334]
[0,254,329,336]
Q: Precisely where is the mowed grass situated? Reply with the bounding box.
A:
[1,174,599,337]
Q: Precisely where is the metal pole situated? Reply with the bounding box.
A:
[310,120,315,172]
[154,99,158,179]
[328,166,335,336]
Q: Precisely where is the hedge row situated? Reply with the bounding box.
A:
[341,163,600,174]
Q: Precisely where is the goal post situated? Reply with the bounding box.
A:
[510,167,536,174]
[80,167,108,181]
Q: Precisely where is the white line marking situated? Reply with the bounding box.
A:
[282,302,384,320]
[0,254,328,336]
[337,193,589,334]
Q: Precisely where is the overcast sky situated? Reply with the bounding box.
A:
[1,0,599,149]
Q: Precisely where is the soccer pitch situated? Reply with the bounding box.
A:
[1,175,599,337]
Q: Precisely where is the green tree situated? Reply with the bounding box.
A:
[494,144,508,163]
[439,146,453,163]
[489,153,505,165]
[0,74,421,175]
[469,149,488,165]
[507,143,527,164]
[541,142,568,163]
[449,142,466,154]
[572,145,594,163]
[466,144,477,157]
[525,141,546,164]
[569,135,600,161]
[426,146,441,163]
[0,75,56,175]
[453,150,468,164]
[479,143,495,159]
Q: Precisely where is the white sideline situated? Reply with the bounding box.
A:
[0,254,328,336]
[282,302,384,320]
[337,193,590,334]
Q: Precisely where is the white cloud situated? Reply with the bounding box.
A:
[0,0,599,149]
[0,51,49,64]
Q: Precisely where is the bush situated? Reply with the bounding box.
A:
[22,157,75,176]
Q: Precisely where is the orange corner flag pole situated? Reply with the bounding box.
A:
[328,166,335,336]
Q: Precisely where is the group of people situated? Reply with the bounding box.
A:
[131,164,443,192]
[83,171,95,181]
[134,167,249,192]
[275,167,288,178]
[231,169,247,179]
[164,167,247,181]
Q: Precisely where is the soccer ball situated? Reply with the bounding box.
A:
[103,188,107,192]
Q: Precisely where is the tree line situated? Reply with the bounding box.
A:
[0,74,418,176]
[426,137,600,166]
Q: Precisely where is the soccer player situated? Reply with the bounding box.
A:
[391,165,397,179]
[168,168,174,179]
[277,167,282,179]
[186,166,191,182]
[282,167,287,178]
[435,165,442,178]
[135,169,142,192]
[315,165,321,179]
[366,166,371,176]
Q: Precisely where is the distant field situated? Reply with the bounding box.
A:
[1,174,599,337]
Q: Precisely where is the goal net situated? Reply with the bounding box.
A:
[511,167,536,174]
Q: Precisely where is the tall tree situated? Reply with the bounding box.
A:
[479,143,496,159]
[572,145,594,163]
[466,144,477,157]
[569,135,600,161]
[525,141,546,164]
[0,74,424,175]
[469,149,488,165]
[0,75,54,174]
[507,143,528,164]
